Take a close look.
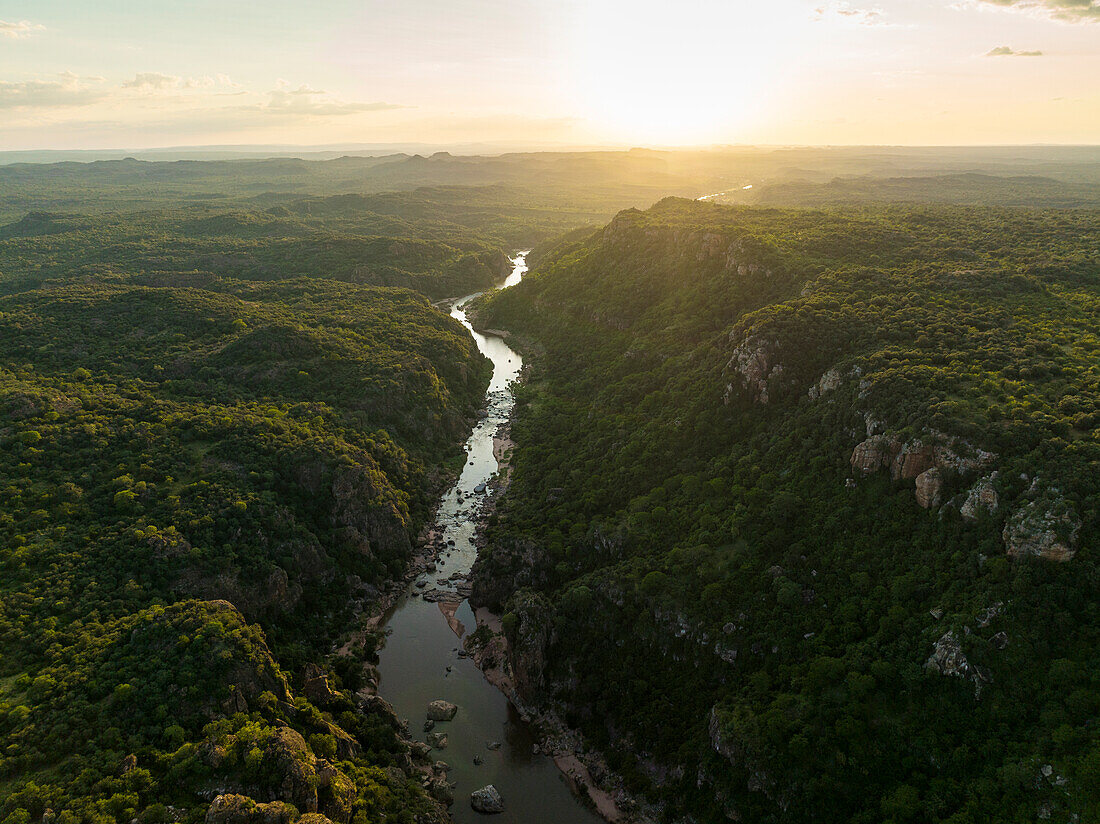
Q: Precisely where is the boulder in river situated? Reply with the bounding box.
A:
[470,785,504,814]
[427,700,458,721]
[427,731,449,750]
[474,482,487,493]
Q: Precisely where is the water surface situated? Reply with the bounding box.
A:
[376,253,603,824]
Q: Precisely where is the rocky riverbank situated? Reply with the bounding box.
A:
[457,401,654,823]
[462,606,653,824]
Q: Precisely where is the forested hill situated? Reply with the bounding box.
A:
[471,198,1100,822]
[0,196,496,818]
[0,196,515,301]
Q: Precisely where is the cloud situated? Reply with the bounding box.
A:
[0,73,106,109]
[258,83,406,116]
[0,19,44,39]
[985,45,1044,55]
[976,0,1100,21]
[123,72,241,92]
[123,72,178,90]
[811,2,891,25]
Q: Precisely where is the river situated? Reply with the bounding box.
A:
[375,252,605,823]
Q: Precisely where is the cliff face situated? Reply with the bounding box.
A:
[473,199,1099,823]
[501,590,555,703]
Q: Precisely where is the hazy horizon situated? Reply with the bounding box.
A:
[2,0,1098,152]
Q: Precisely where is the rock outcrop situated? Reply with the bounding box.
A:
[925,631,969,679]
[330,463,412,563]
[807,366,843,400]
[914,468,944,509]
[850,426,998,514]
[303,664,340,708]
[960,474,1000,521]
[205,795,256,824]
[427,777,454,806]
[256,727,357,821]
[205,796,298,824]
[708,706,738,764]
[850,434,901,476]
[1002,497,1081,562]
[892,440,935,480]
[725,336,783,404]
[265,728,319,812]
[925,631,990,698]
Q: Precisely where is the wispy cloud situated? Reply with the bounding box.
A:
[257,81,406,116]
[123,72,241,92]
[0,19,44,39]
[976,0,1100,21]
[811,2,892,25]
[0,72,105,109]
[985,45,1044,55]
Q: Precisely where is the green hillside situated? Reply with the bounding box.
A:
[472,198,1100,823]
[0,264,489,821]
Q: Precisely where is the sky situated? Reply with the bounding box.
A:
[0,0,1097,150]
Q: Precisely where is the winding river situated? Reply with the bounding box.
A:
[376,253,604,823]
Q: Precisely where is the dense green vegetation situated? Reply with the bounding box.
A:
[472,198,1100,823]
[3,147,1100,824]
[0,188,502,822]
[0,198,515,301]
[6,146,1099,225]
[743,172,1100,209]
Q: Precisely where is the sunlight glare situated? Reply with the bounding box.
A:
[567,1,794,144]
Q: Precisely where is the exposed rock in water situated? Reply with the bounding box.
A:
[915,467,944,509]
[470,785,505,814]
[427,731,449,750]
[960,474,1000,521]
[426,700,458,721]
[1002,497,1081,562]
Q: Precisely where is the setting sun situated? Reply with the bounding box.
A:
[565,3,790,144]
